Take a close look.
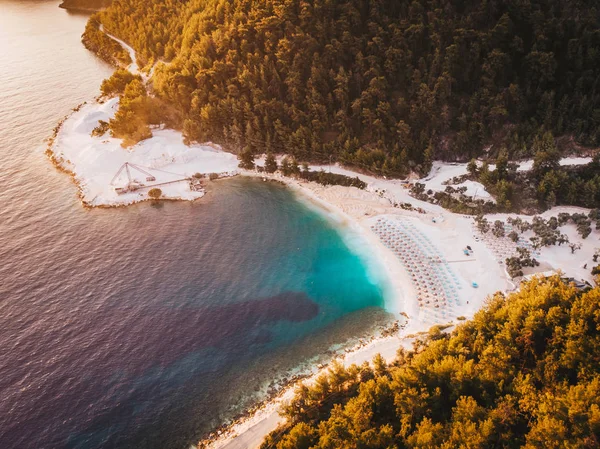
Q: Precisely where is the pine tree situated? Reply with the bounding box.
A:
[422,143,433,176]
[467,158,478,177]
[280,157,292,177]
[495,149,509,180]
[87,0,600,207]
[532,132,561,180]
[289,157,300,177]
[264,152,278,173]
[238,148,255,170]
[265,276,600,448]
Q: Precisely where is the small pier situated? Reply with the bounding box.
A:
[110,162,193,195]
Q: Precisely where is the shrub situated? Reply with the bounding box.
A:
[91,120,109,137]
[209,173,219,180]
[475,215,490,233]
[577,220,592,239]
[299,170,366,189]
[148,188,162,199]
[492,220,505,238]
[100,69,142,97]
[280,156,300,177]
[506,248,539,278]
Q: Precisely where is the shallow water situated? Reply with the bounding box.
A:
[0,2,392,448]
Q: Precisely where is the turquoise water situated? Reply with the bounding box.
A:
[1,176,390,449]
[0,2,393,448]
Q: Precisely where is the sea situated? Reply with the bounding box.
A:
[0,1,393,448]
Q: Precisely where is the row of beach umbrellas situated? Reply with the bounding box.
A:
[372,218,462,309]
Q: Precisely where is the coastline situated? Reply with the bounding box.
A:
[58,0,110,13]
[50,105,600,447]
[47,95,513,449]
[59,5,102,13]
[197,325,418,449]
[194,170,513,449]
[50,95,600,446]
[46,96,430,449]
[258,174,414,317]
[47,84,595,449]
[15,3,598,448]
[46,98,240,207]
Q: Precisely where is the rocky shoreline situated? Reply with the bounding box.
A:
[58,0,111,13]
[197,318,411,449]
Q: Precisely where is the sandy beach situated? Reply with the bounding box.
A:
[47,98,240,207]
[194,168,511,449]
[45,28,599,447]
[46,92,600,449]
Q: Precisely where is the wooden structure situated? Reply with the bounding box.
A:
[110,162,193,195]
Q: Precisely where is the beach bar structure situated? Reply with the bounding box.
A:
[111,162,156,194]
[110,162,192,195]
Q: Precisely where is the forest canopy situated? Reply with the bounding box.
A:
[259,276,600,448]
[85,0,600,176]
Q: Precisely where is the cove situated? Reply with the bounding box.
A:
[0,3,391,447]
[1,176,392,449]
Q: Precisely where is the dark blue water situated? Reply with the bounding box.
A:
[1,178,389,449]
[0,2,391,448]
